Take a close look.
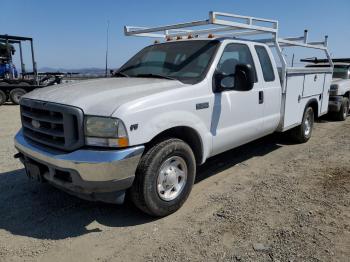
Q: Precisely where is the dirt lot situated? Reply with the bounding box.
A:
[0,105,349,262]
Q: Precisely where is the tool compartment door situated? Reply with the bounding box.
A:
[282,73,304,129]
[302,73,325,97]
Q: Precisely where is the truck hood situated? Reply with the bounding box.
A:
[331,78,349,85]
[23,77,187,116]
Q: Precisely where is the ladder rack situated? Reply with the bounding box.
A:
[124,11,333,88]
[125,12,328,49]
[125,12,278,39]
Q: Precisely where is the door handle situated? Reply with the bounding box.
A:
[259,91,264,104]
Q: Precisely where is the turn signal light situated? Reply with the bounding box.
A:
[118,137,129,148]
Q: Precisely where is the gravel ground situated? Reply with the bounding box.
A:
[0,105,349,262]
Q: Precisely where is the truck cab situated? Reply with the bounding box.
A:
[14,12,333,217]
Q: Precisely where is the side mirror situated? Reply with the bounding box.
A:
[234,64,254,91]
[214,73,235,92]
[214,64,254,92]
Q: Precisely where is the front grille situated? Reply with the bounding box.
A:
[20,99,84,151]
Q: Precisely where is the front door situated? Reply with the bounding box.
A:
[211,43,264,155]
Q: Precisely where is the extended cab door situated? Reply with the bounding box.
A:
[254,45,282,134]
[210,42,264,155]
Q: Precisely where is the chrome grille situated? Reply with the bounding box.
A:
[20,99,84,151]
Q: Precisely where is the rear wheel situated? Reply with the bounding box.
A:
[290,106,314,143]
[334,97,349,121]
[0,90,6,105]
[9,88,26,105]
[130,138,196,217]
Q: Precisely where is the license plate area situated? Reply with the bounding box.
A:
[24,159,48,182]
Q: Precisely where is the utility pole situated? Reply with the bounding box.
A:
[105,20,110,77]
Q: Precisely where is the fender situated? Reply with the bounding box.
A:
[128,110,211,164]
[304,98,320,117]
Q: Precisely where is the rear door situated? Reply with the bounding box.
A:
[254,45,282,134]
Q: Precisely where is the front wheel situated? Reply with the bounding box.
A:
[130,138,196,217]
[290,106,314,143]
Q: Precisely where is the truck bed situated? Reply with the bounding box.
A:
[279,67,333,131]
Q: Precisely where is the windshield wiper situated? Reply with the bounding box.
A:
[134,73,177,81]
[113,71,130,78]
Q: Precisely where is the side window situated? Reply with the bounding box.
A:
[255,46,275,82]
[217,43,257,83]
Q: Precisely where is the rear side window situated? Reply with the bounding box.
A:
[255,46,275,82]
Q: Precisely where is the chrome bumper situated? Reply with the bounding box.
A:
[14,130,144,200]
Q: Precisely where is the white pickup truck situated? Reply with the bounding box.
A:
[303,58,350,120]
[14,12,333,216]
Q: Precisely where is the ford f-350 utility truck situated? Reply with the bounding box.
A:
[14,12,333,216]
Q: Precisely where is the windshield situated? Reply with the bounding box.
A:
[333,66,349,79]
[117,40,220,84]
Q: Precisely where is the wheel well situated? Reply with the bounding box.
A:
[306,99,319,119]
[344,92,350,99]
[146,126,203,165]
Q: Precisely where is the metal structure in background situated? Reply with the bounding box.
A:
[301,58,350,64]
[0,34,65,105]
[0,34,37,79]
[124,11,333,91]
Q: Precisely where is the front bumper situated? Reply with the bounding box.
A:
[328,96,343,112]
[14,130,144,203]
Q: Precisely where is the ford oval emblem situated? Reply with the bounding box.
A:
[31,119,41,129]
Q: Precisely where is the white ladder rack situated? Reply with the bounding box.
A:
[124,11,333,88]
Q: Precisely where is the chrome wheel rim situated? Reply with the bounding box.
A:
[304,114,312,136]
[157,156,188,201]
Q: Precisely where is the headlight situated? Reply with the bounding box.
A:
[84,116,129,148]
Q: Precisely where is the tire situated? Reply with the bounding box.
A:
[130,138,196,217]
[9,88,26,105]
[290,106,314,143]
[0,90,6,105]
[19,81,31,86]
[334,97,349,121]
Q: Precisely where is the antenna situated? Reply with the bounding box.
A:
[105,20,110,77]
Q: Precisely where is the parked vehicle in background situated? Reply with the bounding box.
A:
[14,12,333,217]
[0,35,63,106]
[303,58,350,121]
[0,42,18,79]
